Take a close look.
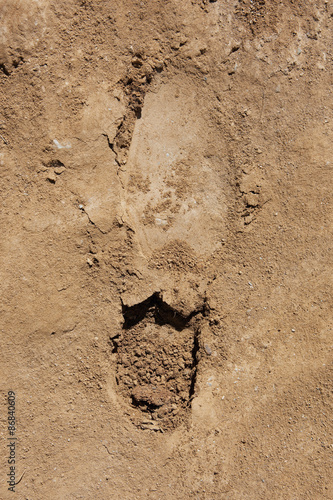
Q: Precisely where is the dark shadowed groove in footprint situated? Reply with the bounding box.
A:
[121,292,204,330]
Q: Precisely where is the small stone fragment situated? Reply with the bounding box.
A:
[204,343,212,355]
[54,166,66,175]
[244,192,260,207]
[153,60,164,71]
[46,171,57,183]
[132,385,173,407]
[131,56,143,68]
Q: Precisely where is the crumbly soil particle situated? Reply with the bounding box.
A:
[0,0,332,499]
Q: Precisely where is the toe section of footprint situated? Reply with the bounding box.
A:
[114,290,206,431]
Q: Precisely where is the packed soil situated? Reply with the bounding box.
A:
[0,0,332,499]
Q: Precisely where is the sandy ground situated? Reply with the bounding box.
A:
[0,0,332,498]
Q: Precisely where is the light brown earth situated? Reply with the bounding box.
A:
[0,0,332,498]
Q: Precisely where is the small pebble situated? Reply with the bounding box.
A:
[54,166,66,175]
[46,171,56,183]
[204,343,212,355]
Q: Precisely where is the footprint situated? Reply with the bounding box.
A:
[121,74,228,259]
[112,292,205,431]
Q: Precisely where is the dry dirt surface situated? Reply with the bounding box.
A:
[0,0,332,498]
